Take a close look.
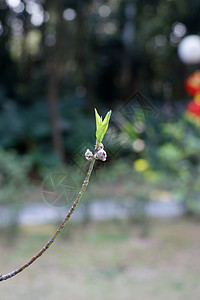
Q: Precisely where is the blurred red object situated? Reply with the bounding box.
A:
[186,98,200,118]
[185,71,200,95]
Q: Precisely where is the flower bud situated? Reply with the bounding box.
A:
[95,149,107,161]
[85,149,94,161]
[98,143,104,150]
[95,142,104,151]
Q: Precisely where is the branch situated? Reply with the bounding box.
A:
[0,158,96,282]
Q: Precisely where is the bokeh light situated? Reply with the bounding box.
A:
[63,9,76,21]
[178,35,200,64]
[98,5,111,18]
[6,0,21,8]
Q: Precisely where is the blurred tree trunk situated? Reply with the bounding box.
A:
[75,2,96,106]
[48,68,65,163]
[47,1,66,163]
[76,6,86,84]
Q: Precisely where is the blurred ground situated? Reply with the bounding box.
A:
[0,218,199,300]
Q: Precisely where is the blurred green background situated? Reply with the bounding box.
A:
[0,0,200,298]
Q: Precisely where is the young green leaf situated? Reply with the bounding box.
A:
[102,110,112,126]
[94,109,112,145]
[96,122,108,145]
[94,108,102,132]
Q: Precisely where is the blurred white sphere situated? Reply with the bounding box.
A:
[178,35,200,64]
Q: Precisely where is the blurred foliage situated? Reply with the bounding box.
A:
[120,103,200,214]
[0,147,33,241]
[0,0,200,166]
[0,0,200,219]
[0,147,32,206]
[0,95,94,168]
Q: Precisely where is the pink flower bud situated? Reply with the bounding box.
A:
[95,149,107,161]
[98,143,104,150]
[85,149,93,161]
[95,142,104,151]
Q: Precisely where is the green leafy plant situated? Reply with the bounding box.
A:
[129,112,200,214]
[0,149,32,243]
[0,109,111,282]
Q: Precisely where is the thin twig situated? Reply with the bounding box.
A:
[0,158,96,282]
